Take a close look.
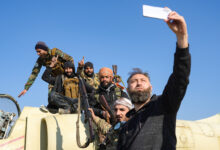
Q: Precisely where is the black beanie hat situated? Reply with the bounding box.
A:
[35,41,49,51]
[64,61,76,77]
[64,61,75,69]
[84,62,94,69]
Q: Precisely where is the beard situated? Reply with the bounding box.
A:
[128,87,152,104]
[65,72,75,78]
[85,71,94,78]
[100,82,112,89]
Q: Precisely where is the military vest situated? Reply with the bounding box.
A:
[84,73,100,90]
[94,86,122,103]
[44,48,65,77]
[62,75,79,99]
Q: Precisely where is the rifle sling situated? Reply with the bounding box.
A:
[76,94,90,148]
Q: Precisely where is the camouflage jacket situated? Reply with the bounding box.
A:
[94,117,119,150]
[24,48,73,90]
[77,67,100,90]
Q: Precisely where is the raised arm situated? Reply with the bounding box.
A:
[162,11,191,112]
[165,11,188,48]
[88,108,112,134]
[76,56,85,77]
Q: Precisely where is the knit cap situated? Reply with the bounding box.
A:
[84,62,94,69]
[35,41,49,51]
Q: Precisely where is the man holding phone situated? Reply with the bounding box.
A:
[117,9,191,150]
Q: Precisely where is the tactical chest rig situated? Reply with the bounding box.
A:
[62,75,79,99]
[84,74,100,90]
[94,86,122,104]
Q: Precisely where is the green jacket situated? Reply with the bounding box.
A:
[24,48,73,90]
[94,117,118,150]
[77,66,100,90]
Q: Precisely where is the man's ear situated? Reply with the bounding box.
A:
[150,84,152,91]
[110,76,113,82]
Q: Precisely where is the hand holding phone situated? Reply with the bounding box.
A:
[143,5,172,20]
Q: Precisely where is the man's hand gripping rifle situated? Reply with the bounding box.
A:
[99,95,116,125]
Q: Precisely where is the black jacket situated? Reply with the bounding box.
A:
[117,46,191,150]
[91,83,129,118]
[42,67,94,93]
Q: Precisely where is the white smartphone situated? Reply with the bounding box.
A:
[143,5,172,20]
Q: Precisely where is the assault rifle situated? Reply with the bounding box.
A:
[112,65,126,89]
[112,65,118,83]
[99,95,116,124]
[77,77,94,147]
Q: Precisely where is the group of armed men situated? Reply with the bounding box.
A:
[18,11,191,150]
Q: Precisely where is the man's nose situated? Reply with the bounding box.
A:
[116,111,120,115]
[137,80,142,86]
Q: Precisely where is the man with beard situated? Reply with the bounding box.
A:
[93,67,129,122]
[18,41,73,97]
[42,61,92,113]
[77,57,100,90]
[90,67,129,144]
[117,11,191,150]
[88,98,133,150]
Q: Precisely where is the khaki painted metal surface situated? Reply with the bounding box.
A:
[0,107,94,150]
[176,114,220,150]
[0,106,219,150]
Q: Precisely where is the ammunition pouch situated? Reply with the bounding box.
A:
[63,76,79,99]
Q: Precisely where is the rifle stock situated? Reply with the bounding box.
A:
[99,95,116,124]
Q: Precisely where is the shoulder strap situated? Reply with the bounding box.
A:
[51,48,57,56]
[61,74,65,86]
